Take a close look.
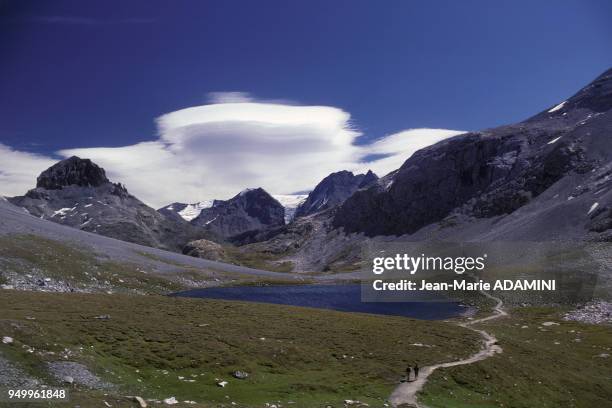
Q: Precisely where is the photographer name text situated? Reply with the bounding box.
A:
[372,279,556,291]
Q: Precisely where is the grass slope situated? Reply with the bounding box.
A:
[420,307,612,408]
[0,291,480,407]
[0,235,313,295]
[0,235,188,294]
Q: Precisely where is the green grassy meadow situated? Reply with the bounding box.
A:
[0,291,480,407]
[420,307,612,408]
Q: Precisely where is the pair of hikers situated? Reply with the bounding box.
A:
[405,363,419,382]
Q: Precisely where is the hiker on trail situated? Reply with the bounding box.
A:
[414,363,419,379]
[405,366,413,382]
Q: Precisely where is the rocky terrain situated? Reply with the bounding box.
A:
[9,157,207,251]
[0,196,305,293]
[294,170,378,218]
[564,301,612,325]
[182,238,227,261]
[332,68,612,242]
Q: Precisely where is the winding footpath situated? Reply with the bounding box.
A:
[389,292,508,408]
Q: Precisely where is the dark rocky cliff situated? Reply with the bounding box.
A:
[333,68,612,240]
[295,170,378,218]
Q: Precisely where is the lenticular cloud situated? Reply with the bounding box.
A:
[1,95,464,208]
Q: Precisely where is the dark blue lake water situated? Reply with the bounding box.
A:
[172,284,464,320]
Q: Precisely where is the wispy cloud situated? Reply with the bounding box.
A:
[0,144,55,197]
[207,92,254,104]
[26,16,156,25]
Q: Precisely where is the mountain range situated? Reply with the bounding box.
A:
[4,68,612,272]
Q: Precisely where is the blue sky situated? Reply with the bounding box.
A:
[0,0,611,205]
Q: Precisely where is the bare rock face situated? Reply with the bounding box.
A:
[191,188,285,239]
[9,157,206,251]
[333,68,612,240]
[182,239,227,261]
[294,170,378,218]
[36,156,109,190]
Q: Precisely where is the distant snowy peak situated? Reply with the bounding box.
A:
[162,194,305,225]
[273,194,308,223]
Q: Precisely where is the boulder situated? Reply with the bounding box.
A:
[182,239,227,261]
[232,370,249,379]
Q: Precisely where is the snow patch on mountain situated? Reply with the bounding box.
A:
[177,201,214,221]
[548,101,567,113]
[273,194,308,223]
[52,207,76,218]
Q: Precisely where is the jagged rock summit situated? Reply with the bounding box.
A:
[294,170,378,218]
[9,156,204,251]
[36,156,110,190]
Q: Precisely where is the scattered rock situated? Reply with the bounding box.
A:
[541,321,559,327]
[163,396,178,405]
[0,284,14,290]
[217,380,228,387]
[47,361,113,389]
[344,400,368,406]
[94,315,111,320]
[232,370,249,379]
[564,301,612,325]
[133,396,147,408]
[63,375,74,384]
[2,336,13,344]
[0,354,40,388]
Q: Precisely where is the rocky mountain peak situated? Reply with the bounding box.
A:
[530,67,612,122]
[238,188,285,225]
[358,170,378,188]
[36,156,110,190]
[190,187,285,239]
[567,67,612,113]
[294,169,378,218]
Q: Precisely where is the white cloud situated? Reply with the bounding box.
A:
[207,92,254,104]
[357,128,465,177]
[0,144,56,197]
[0,96,465,208]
